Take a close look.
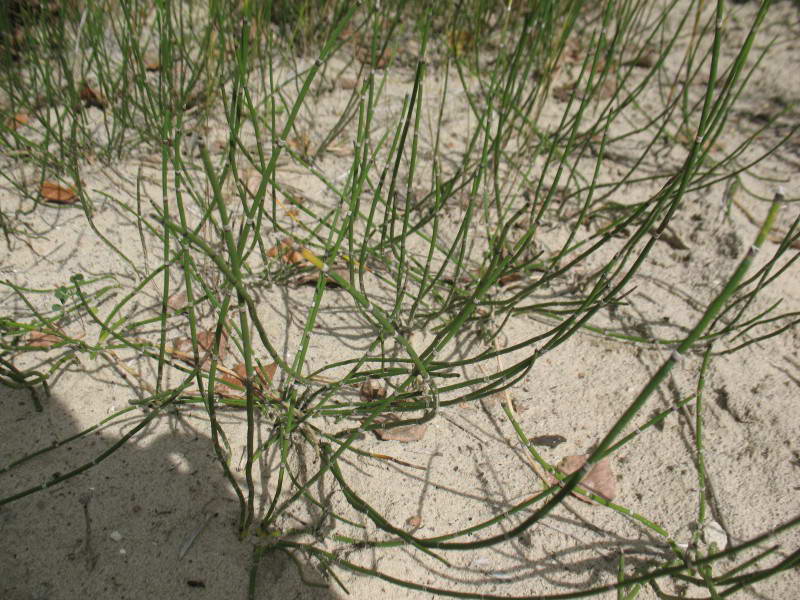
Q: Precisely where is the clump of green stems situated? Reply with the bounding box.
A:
[1,0,799,598]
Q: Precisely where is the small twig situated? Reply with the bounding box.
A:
[79,491,98,572]
[178,498,219,560]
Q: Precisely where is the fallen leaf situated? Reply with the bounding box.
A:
[232,362,248,380]
[196,329,228,363]
[27,330,62,349]
[40,181,78,205]
[257,362,277,386]
[286,249,309,266]
[232,361,277,387]
[371,414,427,442]
[215,370,244,397]
[167,291,189,312]
[6,112,29,130]
[360,378,387,402]
[215,360,276,397]
[79,83,108,110]
[174,328,228,369]
[546,454,617,503]
[266,238,292,259]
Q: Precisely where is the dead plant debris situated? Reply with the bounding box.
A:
[546,454,617,503]
[27,330,62,349]
[370,414,427,442]
[40,181,78,205]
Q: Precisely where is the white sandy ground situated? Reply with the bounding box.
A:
[1,2,800,599]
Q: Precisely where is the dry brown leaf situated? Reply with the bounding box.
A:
[174,328,228,369]
[232,361,277,387]
[371,414,427,443]
[173,337,191,352]
[40,181,78,205]
[27,330,62,349]
[267,239,313,266]
[232,362,248,381]
[196,329,228,363]
[257,362,278,386]
[6,112,29,130]
[166,291,189,312]
[546,454,617,503]
[215,361,277,396]
[79,84,108,110]
[266,238,291,259]
[360,378,387,402]
[215,370,244,397]
[286,249,309,266]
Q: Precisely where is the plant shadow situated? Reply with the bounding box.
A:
[0,382,340,600]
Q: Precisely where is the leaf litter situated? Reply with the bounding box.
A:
[545,454,617,503]
[370,414,427,443]
[40,181,78,205]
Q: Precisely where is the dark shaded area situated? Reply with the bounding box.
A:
[0,380,337,600]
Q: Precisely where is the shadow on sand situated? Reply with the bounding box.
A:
[1,380,339,600]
